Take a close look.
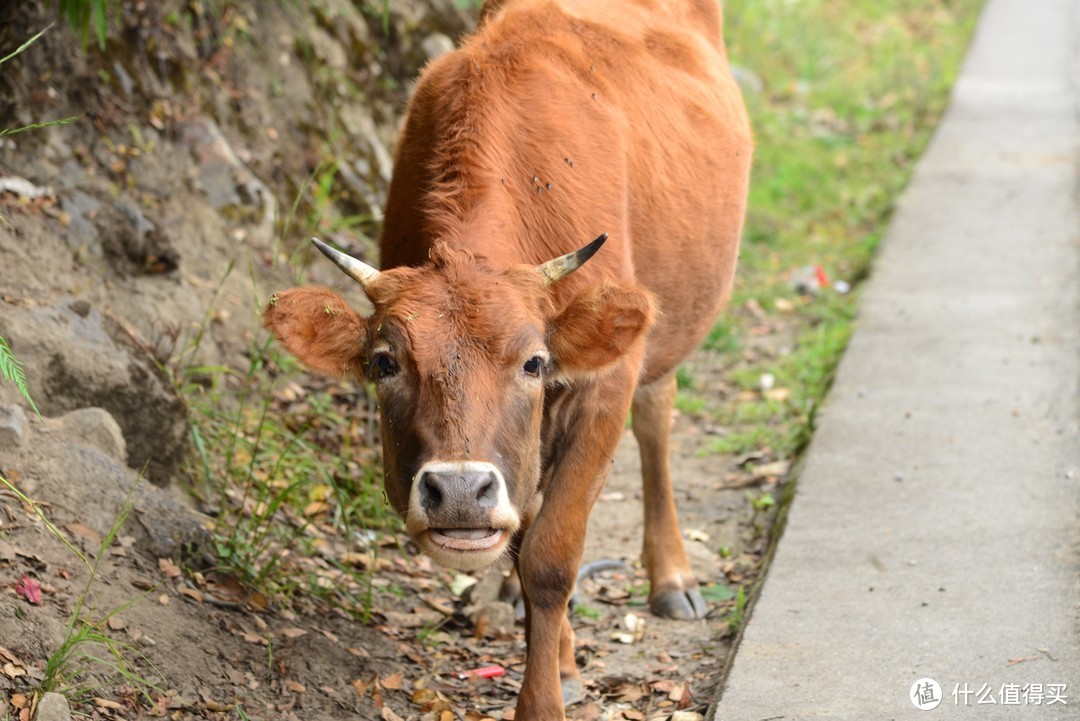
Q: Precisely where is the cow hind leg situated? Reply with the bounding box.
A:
[632,373,707,619]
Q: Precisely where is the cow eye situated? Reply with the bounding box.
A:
[372,352,399,380]
[522,356,545,378]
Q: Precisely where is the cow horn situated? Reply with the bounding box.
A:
[535,233,608,285]
[312,237,380,287]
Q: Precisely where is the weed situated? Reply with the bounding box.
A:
[683,0,982,460]
[51,0,113,50]
[2,475,165,705]
[0,336,42,420]
[727,584,748,635]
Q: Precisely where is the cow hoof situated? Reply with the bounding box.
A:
[650,587,708,620]
[561,677,585,706]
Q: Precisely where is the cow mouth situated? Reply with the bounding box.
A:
[428,528,505,552]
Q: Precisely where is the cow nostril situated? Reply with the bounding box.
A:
[476,476,497,504]
[420,474,443,511]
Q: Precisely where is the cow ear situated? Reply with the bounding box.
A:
[263,287,367,377]
[547,282,656,377]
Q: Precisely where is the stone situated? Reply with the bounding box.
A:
[0,403,26,453]
[53,407,126,463]
[0,298,187,485]
[32,692,71,721]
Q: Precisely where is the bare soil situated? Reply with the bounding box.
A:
[0,2,784,719]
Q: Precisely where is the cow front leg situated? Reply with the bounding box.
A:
[515,520,585,720]
[514,375,634,720]
[632,373,707,619]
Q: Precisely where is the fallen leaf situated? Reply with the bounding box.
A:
[107,617,127,631]
[279,627,308,639]
[203,699,233,712]
[412,688,437,705]
[93,698,124,710]
[158,558,182,578]
[449,573,477,596]
[15,576,41,604]
[381,707,406,721]
[0,647,24,665]
[284,680,306,693]
[3,662,27,679]
[303,501,330,516]
[66,522,102,542]
[380,672,404,690]
[685,528,710,543]
[178,587,203,603]
[10,693,28,709]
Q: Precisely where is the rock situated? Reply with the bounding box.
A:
[0,403,27,453]
[0,298,187,485]
[7,406,211,563]
[51,407,126,463]
[420,33,456,63]
[183,119,276,232]
[32,691,71,721]
[107,200,179,275]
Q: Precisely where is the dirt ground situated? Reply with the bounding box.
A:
[0,2,784,719]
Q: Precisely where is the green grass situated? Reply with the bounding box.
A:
[178,335,398,612]
[684,0,984,457]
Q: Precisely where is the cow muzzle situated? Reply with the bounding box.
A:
[406,461,519,570]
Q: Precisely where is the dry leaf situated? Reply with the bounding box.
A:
[14,577,41,604]
[67,522,102,542]
[380,672,404,690]
[0,647,23,664]
[93,698,124,710]
[203,699,233,712]
[178,587,204,603]
[279,627,307,639]
[381,707,406,721]
[353,678,372,697]
[303,501,330,516]
[158,558,182,578]
[284,680,306,693]
[10,692,28,708]
[3,662,27,679]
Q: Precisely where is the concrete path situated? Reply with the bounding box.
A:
[711,0,1079,719]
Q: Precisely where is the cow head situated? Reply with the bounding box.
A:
[263,237,654,571]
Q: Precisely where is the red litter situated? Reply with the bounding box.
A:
[814,264,829,288]
[458,665,505,680]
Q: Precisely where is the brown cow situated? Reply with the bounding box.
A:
[263,0,751,717]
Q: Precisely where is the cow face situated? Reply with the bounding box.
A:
[263,239,654,571]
